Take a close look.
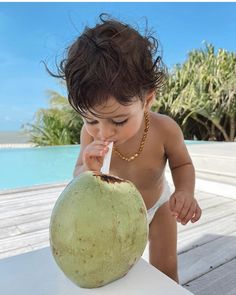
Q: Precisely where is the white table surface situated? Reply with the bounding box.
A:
[0,247,193,295]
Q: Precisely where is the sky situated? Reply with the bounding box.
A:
[0,2,236,131]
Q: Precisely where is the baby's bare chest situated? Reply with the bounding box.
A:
[110,148,167,194]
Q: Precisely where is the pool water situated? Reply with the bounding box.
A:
[0,141,208,190]
[0,145,80,190]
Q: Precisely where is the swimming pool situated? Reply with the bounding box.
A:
[0,141,208,190]
[0,145,80,190]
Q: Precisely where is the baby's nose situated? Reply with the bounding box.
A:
[99,127,115,142]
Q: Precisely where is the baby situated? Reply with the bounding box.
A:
[54,14,202,283]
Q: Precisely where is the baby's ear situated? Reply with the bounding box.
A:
[144,90,156,110]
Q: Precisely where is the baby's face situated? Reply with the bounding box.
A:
[82,96,145,146]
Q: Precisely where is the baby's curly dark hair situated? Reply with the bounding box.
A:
[49,14,167,117]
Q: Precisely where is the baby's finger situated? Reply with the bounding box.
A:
[92,142,110,153]
[93,141,109,149]
[83,147,106,159]
[177,201,191,221]
[191,204,202,223]
[99,146,109,156]
[169,195,176,213]
[172,197,184,217]
[181,204,196,225]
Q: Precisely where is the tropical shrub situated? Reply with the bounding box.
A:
[154,43,236,141]
[24,90,83,146]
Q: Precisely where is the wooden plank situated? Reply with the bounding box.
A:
[1,189,226,220]
[0,225,21,239]
[143,206,236,260]
[31,240,49,251]
[195,194,232,209]
[0,185,63,196]
[0,185,215,205]
[0,199,57,215]
[142,199,236,263]
[0,218,50,239]
[178,198,236,233]
[0,192,60,208]
[189,191,216,202]
[178,231,236,285]
[0,229,48,255]
[0,186,65,201]
[0,182,67,196]
[0,202,55,219]
[17,218,50,233]
[194,191,219,201]
[0,210,52,228]
[184,258,236,295]
[178,215,236,253]
[168,185,215,201]
[0,194,58,212]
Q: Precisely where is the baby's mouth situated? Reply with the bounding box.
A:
[107,139,117,144]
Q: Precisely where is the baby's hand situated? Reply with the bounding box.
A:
[169,191,202,225]
[82,140,110,172]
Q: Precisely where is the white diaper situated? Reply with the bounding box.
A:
[147,179,171,224]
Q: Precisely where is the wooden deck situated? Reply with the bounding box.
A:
[1,181,236,294]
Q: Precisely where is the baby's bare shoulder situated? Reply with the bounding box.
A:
[150,112,185,158]
[150,112,180,135]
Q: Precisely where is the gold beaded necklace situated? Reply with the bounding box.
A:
[113,111,150,162]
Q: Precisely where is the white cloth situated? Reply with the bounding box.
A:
[147,179,171,224]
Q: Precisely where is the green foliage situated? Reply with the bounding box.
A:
[24,90,83,146]
[155,43,236,141]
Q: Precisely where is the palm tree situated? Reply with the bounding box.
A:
[156,43,236,141]
[24,90,83,146]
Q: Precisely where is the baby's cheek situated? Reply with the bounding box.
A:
[85,125,97,138]
[127,123,140,137]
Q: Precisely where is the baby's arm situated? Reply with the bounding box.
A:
[163,117,202,225]
[73,125,93,177]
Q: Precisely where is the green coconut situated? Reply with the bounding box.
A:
[49,171,148,288]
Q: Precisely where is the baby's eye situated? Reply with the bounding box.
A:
[85,120,98,125]
[85,118,128,126]
[112,119,128,126]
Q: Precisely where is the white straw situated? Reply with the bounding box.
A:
[101,142,113,174]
